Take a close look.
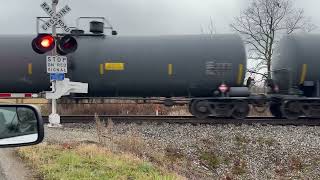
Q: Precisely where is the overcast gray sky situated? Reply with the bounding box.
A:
[0,0,319,35]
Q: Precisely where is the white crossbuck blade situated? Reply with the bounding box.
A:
[40,2,71,32]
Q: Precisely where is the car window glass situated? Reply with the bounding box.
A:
[0,107,38,139]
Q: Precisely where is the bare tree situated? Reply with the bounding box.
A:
[208,17,217,36]
[231,0,316,80]
[201,17,217,36]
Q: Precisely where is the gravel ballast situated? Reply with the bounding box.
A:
[44,123,320,179]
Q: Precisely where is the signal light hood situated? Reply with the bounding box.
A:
[57,35,78,55]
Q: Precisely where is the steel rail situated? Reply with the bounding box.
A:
[41,115,320,126]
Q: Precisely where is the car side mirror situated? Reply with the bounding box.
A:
[0,105,44,148]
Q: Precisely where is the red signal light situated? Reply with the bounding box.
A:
[41,39,50,48]
[31,34,55,54]
[40,35,54,48]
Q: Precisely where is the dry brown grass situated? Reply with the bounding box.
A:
[95,113,105,145]
[40,103,189,116]
[93,115,196,178]
[1,97,275,117]
[0,98,48,104]
[41,103,274,117]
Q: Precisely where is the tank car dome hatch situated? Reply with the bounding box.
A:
[90,21,104,34]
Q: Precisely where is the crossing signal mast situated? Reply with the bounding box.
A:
[34,0,88,127]
[33,0,117,127]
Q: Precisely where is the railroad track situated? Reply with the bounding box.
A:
[42,115,320,126]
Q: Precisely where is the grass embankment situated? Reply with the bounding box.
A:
[17,143,181,180]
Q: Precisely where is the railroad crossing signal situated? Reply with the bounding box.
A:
[32,1,77,55]
[39,0,88,127]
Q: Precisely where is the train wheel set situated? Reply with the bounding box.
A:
[268,99,320,120]
[188,98,250,119]
[187,96,320,120]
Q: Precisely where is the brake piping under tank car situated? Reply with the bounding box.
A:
[268,34,320,120]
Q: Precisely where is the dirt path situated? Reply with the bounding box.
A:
[0,148,35,180]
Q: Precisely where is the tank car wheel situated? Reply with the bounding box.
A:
[280,101,302,120]
[231,101,250,120]
[269,102,283,118]
[189,100,211,119]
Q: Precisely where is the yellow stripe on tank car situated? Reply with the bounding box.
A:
[237,64,244,85]
[168,64,173,76]
[28,63,32,75]
[99,64,104,75]
[299,64,308,84]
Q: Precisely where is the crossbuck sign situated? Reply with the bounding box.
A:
[40,2,71,33]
